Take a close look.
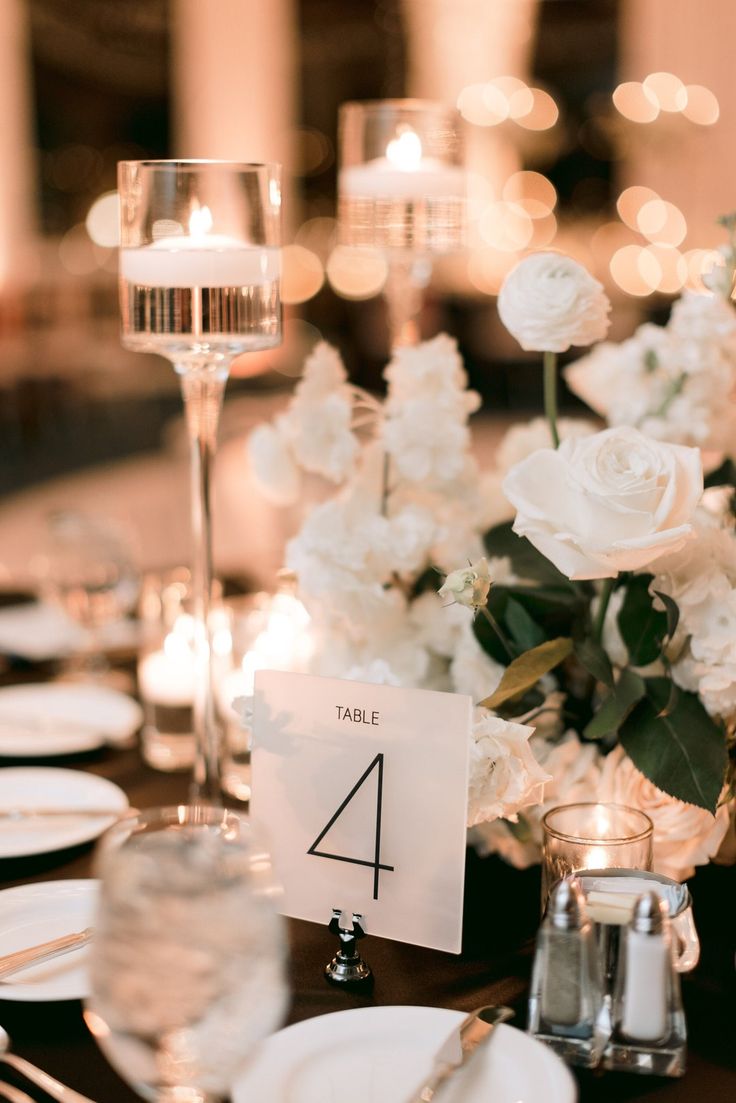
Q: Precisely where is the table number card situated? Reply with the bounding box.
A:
[251,671,472,953]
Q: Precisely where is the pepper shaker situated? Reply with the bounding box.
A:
[528,877,605,1067]
[604,891,686,1077]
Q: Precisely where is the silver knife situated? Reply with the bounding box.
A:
[0,928,92,980]
[405,1004,514,1103]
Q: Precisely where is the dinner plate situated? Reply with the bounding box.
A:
[0,767,128,858]
[231,1005,576,1103]
[0,879,98,1001]
[0,683,143,757]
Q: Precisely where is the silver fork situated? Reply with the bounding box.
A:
[0,1081,35,1103]
[0,1027,96,1103]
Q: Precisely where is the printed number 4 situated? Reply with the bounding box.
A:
[307,753,394,901]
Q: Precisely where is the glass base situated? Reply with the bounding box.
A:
[603,1038,686,1077]
[529,1028,605,1070]
[142,725,196,772]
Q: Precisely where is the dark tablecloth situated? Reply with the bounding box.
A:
[0,739,734,1103]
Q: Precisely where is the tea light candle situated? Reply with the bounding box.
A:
[339,126,465,201]
[120,204,280,288]
[138,615,196,707]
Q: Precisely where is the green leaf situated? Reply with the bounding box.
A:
[703,456,736,489]
[584,668,645,740]
[484,522,574,588]
[617,575,667,666]
[575,638,614,689]
[479,637,573,710]
[652,590,680,642]
[504,597,545,651]
[620,678,728,813]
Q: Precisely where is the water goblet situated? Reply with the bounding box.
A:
[84,805,287,1103]
[118,160,282,799]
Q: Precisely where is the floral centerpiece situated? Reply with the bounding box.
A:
[247,226,736,883]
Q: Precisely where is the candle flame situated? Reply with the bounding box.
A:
[386,127,423,171]
[189,204,213,238]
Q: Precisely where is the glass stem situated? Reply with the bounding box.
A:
[178,365,228,804]
[384,255,431,349]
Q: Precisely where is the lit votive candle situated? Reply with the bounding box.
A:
[339,126,465,201]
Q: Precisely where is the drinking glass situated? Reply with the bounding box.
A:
[542,802,654,908]
[85,805,287,1103]
[338,100,465,347]
[41,509,140,680]
[118,160,282,800]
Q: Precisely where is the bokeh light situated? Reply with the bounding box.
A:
[612,81,659,123]
[636,199,687,246]
[642,244,687,293]
[281,244,324,304]
[502,171,557,218]
[683,248,723,291]
[467,248,518,295]
[58,224,100,276]
[610,245,657,296]
[326,246,387,299]
[85,191,120,248]
[479,201,533,251]
[517,88,559,130]
[683,84,720,125]
[643,72,687,112]
[616,185,660,230]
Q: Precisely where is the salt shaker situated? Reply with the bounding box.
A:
[604,891,686,1076]
[528,878,605,1067]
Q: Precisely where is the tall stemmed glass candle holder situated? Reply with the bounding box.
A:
[338,100,465,347]
[118,161,282,800]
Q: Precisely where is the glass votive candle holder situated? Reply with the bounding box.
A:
[338,99,466,253]
[542,803,654,908]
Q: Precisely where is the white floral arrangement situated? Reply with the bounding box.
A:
[247,222,736,884]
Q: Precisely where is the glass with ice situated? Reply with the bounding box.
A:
[84,806,287,1103]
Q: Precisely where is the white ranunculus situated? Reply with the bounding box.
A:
[598,746,731,881]
[438,557,492,610]
[502,426,703,580]
[247,421,300,506]
[467,711,551,827]
[498,252,611,353]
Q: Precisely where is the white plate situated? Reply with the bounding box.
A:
[232,1005,576,1103]
[0,683,143,757]
[0,879,98,1001]
[0,767,129,858]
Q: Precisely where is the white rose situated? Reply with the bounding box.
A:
[502,426,703,580]
[598,746,730,881]
[498,252,611,353]
[467,711,551,827]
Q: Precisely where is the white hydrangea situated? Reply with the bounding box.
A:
[284,391,359,484]
[449,619,505,703]
[246,419,301,505]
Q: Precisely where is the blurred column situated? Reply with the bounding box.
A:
[171,0,296,197]
[619,0,736,248]
[402,0,538,291]
[0,0,37,296]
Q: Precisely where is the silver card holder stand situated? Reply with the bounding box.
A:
[325,908,373,988]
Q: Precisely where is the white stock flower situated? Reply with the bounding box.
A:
[438,557,492,610]
[247,420,300,505]
[296,340,348,397]
[286,391,358,483]
[409,590,468,659]
[467,711,551,827]
[384,333,474,401]
[598,746,730,881]
[383,396,479,485]
[387,506,437,575]
[498,252,611,353]
[503,426,703,580]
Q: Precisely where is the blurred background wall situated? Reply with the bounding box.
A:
[0,0,734,498]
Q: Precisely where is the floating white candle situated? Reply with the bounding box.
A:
[120,203,280,288]
[339,126,465,201]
